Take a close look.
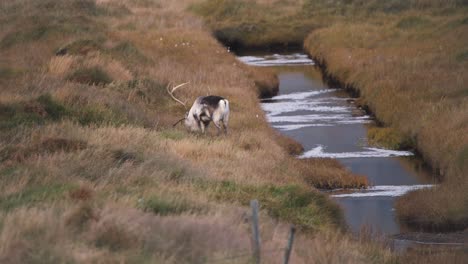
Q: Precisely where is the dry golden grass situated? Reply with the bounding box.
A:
[0,204,397,263]
[0,0,386,262]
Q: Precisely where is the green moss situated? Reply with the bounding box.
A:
[0,184,74,211]
[196,180,343,230]
[112,149,142,165]
[461,16,468,25]
[0,94,69,129]
[396,16,431,29]
[456,147,468,170]
[0,93,130,130]
[160,129,186,140]
[56,39,103,55]
[67,66,112,85]
[74,104,127,126]
[36,94,69,120]
[0,25,51,48]
[139,196,199,216]
[455,50,468,62]
[111,41,149,63]
[367,126,413,150]
[190,0,253,18]
[0,13,96,49]
[0,67,21,80]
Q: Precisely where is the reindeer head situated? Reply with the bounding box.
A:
[167,82,198,131]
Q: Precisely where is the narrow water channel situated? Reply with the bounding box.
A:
[237,53,436,236]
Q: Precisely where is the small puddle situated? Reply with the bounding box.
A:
[237,53,438,237]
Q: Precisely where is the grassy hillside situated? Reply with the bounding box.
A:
[193,0,468,233]
[0,0,396,263]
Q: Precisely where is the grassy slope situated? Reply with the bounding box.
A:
[0,0,391,263]
[192,0,468,232]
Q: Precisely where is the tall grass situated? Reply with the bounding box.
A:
[0,0,391,262]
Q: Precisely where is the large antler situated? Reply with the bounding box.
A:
[166,82,189,109]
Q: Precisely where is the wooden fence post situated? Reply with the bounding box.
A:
[250,199,261,264]
[283,225,296,264]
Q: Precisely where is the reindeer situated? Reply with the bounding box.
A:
[168,83,230,135]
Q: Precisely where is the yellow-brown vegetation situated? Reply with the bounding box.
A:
[0,0,391,262]
[192,0,468,233]
[304,11,468,232]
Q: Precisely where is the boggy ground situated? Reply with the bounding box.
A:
[0,0,392,263]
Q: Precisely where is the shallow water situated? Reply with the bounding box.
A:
[238,53,437,235]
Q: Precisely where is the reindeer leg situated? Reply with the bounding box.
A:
[222,121,228,135]
[200,121,206,134]
[213,121,222,136]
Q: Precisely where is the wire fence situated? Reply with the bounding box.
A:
[205,199,296,264]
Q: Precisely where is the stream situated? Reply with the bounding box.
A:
[237,53,437,237]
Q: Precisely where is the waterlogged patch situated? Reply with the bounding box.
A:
[331,185,434,198]
[300,145,413,159]
[237,53,315,66]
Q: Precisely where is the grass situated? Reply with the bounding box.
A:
[367,125,414,150]
[67,66,113,85]
[0,0,391,262]
[194,0,467,233]
[396,16,432,29]
[0,94,68,129]
[190,0,319,50]
[0,184,73,211]
[196,180,344,230]
[303,9,468,231]
[191,2,468,262]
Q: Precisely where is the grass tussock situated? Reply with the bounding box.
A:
[247,66,279,98]
[297,158,369,189]
[67,66,113,85]
[367,125,414,150]
[0,0,384,262]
